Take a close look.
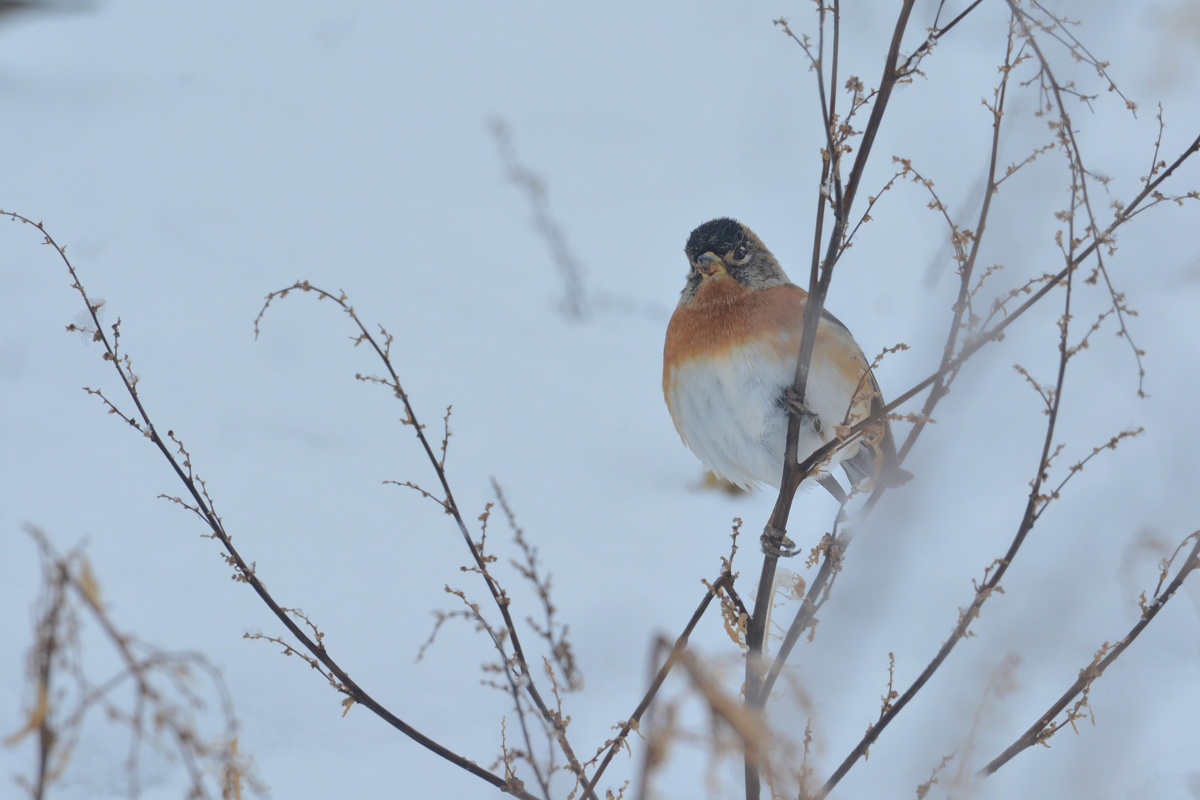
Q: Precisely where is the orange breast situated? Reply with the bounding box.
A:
[663,279,872,411]
[665,280,804,368]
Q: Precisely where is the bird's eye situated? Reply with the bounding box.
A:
[732,245,749,262]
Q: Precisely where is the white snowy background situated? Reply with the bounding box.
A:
[3,1,1200,798]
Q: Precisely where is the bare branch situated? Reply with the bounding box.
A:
[981,530,1200,775]
[3,216,541,800]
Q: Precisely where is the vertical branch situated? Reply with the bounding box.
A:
[29,549,65,800]
[841,0,917,215]
[745,6,918,799]
[895,14,1018,464]
[753,21,1023,714]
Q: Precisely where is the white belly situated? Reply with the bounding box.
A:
[665,340,861,489]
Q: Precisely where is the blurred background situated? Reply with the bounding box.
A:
[2,1,1200,797]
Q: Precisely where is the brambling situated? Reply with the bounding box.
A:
[663,218,907,492]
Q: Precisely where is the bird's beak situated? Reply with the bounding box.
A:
[696,252,726,278]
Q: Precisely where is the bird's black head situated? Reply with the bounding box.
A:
[680,218,789,301]
[684,217,751,265]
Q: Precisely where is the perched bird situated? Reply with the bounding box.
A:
[663,218,907,492]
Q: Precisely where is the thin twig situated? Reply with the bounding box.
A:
[980,531,1200,775]
[3,215,541,800]
[258,281,597,798]
[581,573,730,798]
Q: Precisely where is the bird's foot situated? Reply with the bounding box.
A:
[784,388,822,433]
[761,524,797,558]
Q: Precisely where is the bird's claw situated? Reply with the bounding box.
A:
[761,525,797,558]
[784,388,822,433]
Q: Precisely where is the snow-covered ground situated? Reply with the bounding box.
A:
[3,1,1200,798]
